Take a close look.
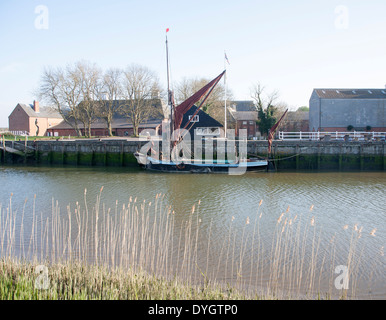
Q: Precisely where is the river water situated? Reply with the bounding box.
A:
[0,165,385,299]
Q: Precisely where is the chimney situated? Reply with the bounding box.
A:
[33,100,40,113]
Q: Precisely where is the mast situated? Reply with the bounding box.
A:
[224,63,227,138]
[224,52,230,138]
[166,28,173,134]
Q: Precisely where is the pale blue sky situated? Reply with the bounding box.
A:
[0,0,385,127]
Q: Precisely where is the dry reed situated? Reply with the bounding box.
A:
[0,190,382,300]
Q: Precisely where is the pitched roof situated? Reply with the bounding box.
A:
[229,100,255,112]
[286,111,309,121]
[47,98,165,130]
[180,105,223,130]
[18,104,62,118]
[229,111,258,121]
[314,89,386,99]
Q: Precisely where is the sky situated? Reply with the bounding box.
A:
[0,0,385,128]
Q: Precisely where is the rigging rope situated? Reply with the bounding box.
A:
[249,146,315,162]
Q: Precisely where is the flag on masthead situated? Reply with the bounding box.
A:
[225,52,230,65]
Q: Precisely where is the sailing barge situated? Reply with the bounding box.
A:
[134,30,285,173]
[135,154,269,173]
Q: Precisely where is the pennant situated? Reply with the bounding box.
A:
[166,28,170,33]
[225,52,230,65]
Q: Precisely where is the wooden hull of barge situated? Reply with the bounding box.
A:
[137,157,268,173]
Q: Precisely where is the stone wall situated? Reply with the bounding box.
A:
[1,139,385,171]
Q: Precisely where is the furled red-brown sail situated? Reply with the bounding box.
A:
[173,71,226,131]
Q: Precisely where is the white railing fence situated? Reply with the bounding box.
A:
[2,131,30,136]
[278,131,386,141]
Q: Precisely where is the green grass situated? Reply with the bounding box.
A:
[1,133,57,141]
[0,258,255,300]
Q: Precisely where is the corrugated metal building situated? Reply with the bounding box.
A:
[309,89,386,132]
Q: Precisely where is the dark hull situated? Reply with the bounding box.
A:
[135,153,268,173]
[143,160,268,173]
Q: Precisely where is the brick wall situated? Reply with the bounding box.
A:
[8,104,30,133]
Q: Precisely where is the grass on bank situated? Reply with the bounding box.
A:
[0,132,138,141]
[0,258,256,300]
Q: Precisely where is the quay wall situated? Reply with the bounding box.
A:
[250,140,386,171]
[1,139,385,171]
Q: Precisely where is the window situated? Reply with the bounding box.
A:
[249,121,254,125]
[242,121,247,125]
[195,127,220,136]
[189,115,199,122]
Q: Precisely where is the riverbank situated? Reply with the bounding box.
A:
[0,258,255,300]
[1,138,385,171]
[1,171,384,300]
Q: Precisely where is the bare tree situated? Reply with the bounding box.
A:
[250,83,282,137]
[120,64,162,137]
[174,77,233,125]
[40,61,105,137]
[98,68,123,136]
[39,65,83,136]
[40,61,165,137]
[76,61,103,137]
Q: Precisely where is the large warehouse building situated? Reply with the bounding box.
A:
[309,89,386,132]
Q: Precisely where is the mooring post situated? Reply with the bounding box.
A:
[23,136,27,164]
[383,143,386,171]
[120,141,124,166]
[1,136,4,163]
[360,144,364,171]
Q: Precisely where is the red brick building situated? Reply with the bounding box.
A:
[279,111,309,132]
[8,101,63,136]
[231,111,258,138]
[228,101,258,138]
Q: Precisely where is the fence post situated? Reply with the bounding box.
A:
[1,135,4,163]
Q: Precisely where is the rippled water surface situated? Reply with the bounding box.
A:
[0,165,385,299]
